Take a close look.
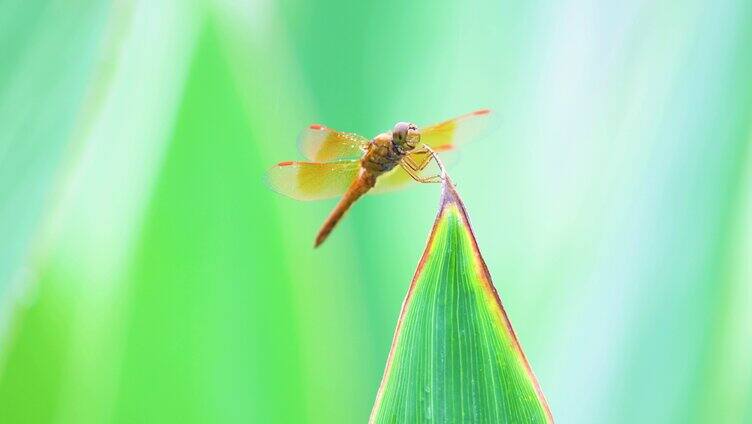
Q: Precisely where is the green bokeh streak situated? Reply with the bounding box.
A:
[0,267,75,422]
[608,2,752,422]
[691,3,752,420]
[213,5,395,419]
[0,1,109,422]
[372,186,549,423]
[112,20,304,423]
[0,0,109,294]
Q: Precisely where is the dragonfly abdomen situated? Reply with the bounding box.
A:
[314,171,377,247]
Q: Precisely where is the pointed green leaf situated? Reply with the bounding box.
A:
[371,181,553,423]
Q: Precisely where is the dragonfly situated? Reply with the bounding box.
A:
[266,109,493,247]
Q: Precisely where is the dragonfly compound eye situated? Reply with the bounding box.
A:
[392,122,410,143]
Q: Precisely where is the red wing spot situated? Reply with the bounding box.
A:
[434,144,453,152]
[473,109,491,116]
[277,161,295,166]
[309,124,325,130]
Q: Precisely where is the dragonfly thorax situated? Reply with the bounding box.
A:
[362,129,417,175]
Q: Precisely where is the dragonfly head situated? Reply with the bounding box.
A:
[392,122,420,150]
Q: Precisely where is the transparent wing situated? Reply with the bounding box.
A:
[420,109,495,152]
[372,167,414,194]
[265,160,360,201]
[298,124,369,162]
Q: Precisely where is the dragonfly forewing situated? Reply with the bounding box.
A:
[265,160,361,200]
[298,125,369,162]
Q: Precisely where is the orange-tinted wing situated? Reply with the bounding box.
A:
[265,160,360,201]
[372,166,414,194]
[298,124,369,162]
[420,109,495,152]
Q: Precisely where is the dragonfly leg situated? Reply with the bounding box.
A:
[400,155,443,183]
[403,146,435,170]
[401,144,449,184]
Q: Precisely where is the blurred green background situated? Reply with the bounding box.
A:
[1,0,751,422]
